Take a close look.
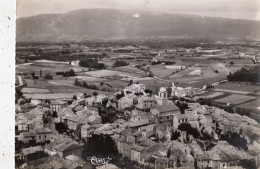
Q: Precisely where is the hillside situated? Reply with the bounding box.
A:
[16,8,260,42]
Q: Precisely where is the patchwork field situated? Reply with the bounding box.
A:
[165,65,186,70]
[202,92,225,99]
[21,88,50,94]
[213,89,251,95]
[215,82,260,93]
[83,69,139,78]
[69,76,105,82]
[16,60,87,75]
[150,65,176,79]
[214,94,256,105]
[239,99,260,110]
[24,93,78,100]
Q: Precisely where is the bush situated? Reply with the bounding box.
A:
[45,73,53,80]
[112,60,129,68]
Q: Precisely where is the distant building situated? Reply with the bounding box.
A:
[81,124,91,139]
[70,60,80,66]
[171,82,194,97]
[21,146,45,162]
[34,127,52,143]
[85,94,108,106]
[15,119,33,134]
[136,96,157,110]
[151,104,180,130]
[44,140,83,158]
[50,100,67,112]
[124,83,146,94]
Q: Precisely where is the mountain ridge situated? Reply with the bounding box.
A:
[16,8,260,42]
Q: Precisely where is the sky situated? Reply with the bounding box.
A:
[17,0,260,20]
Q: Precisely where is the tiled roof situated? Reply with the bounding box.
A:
[51,100,66,105]
[53,140,82,152]
[129,120,149,128]
[34,127,52,134]
[152,105,179,112]
[22,146,43,156]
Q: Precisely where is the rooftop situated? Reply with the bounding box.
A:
[34,127,52,134]
[152,105,179,113]
[22,146,43,156]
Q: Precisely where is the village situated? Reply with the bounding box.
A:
[15,76,260,169]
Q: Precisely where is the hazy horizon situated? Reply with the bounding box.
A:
[17,0,260,21]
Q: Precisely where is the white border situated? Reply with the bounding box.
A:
[0,0,15,168]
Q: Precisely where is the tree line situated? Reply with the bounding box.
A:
[227,66,260,83]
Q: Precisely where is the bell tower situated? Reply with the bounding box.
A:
[157,87,167,106]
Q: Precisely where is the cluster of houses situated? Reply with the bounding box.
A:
[15,83,260,169]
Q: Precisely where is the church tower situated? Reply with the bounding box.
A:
[157,87,167,106]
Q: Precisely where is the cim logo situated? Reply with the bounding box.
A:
[87,156,112,166]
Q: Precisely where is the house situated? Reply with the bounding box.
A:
[85,94,108,106]
[136,96,157,110]
[173,114,189,130]
[151,105,180,130]
[64,114,83,131]
[21,146,45,162]
[196,141,253,169]
[81,124,91,139]
[171,82,194,97]
[139,144,163,167]
[131,144,145,162]
[45,140,83,158]
[56,107,74,123]
[18,132,36,144]
[128,120,150,131]
[70,60,80,66]
[124,83,146,94]
[65,154,86,167]
[34,127,52,143]
[50,100,67,112]
[165,141,194,169]
[15,119,33,134]
[117,94,137,109]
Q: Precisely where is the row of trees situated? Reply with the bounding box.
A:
[79,59,105,70]
[62,69,76,77]
[227,66,260,83]
[112,60,129,68]
[75,78,98,90]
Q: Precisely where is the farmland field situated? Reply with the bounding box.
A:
[239,99,260,110]
[215,82,260,93]
[83,69,140,78]
[168,64,227,88]
[202,92,225,98]
[21,88,50,94]
[214,94,256,105]
[165,65,186,70]
[69,76,105,82]
[150,65,176,79]
[213,89,251,95]
[16,60,87,75]
[24,93,78,100]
